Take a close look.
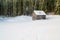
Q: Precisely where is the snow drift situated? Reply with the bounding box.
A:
[0,15,60,40]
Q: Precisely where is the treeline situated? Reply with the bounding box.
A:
[0,0,60,16]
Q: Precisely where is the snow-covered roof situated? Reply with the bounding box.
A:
[34,10,46,15]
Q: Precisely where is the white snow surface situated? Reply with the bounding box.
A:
[0,15,60,40]
[34,10,46,15]
[0,15,32,23]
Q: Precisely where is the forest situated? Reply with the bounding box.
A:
[0,0,60,16]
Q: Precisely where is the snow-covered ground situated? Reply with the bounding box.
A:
[0,15,32,23]
[0,15,60,40]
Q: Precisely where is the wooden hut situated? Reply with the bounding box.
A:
[32,10,46,20]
